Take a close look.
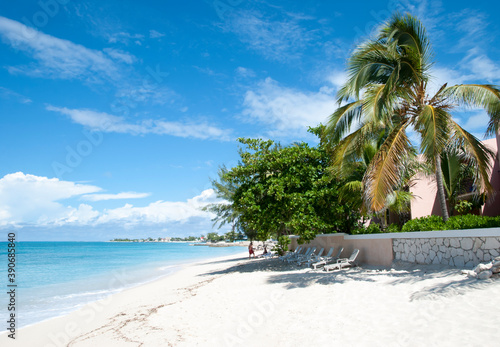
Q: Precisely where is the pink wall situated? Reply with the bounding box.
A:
[410,135,500,219]
[290,234,394,267]
[410,171,439,219]
[482,137,500,216]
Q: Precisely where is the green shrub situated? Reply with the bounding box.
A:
[401,215,446,232]
[365,223,382,234]
[401,214,500,232]
[351,222,383,235]
[275,235,291,256]
[386,223,401,233]
[455,200,473,215]
[446,214,486,230]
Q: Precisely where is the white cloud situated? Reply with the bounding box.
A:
[461,111,490,132]
[97,189,218,225]
[462,52,500,84]
[0,172,220,228]
[445,11,500,84]
[115,84,178,106]
[224,10,314,61]
[325,70,348,91]
[0,86,32,104]
[428,60,499,97]
[235,67,255,78]
[103,48,137,64]
[107,31,144,45]
[0,172,101,226]
[242,77,338,138]
[149,30,165,39]
[82,192,151,201]
[0,16,121,81]
[46,105,232,141]
[55,204,100,226]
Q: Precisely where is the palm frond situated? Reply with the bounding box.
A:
[386,190,414,214]
[413,105,451,163]
[338,41,399,102]
[363,120,412,211]
[442,84,500,136]
[380,13,433,76]
[325,100,363,142]
[448,120,495,194]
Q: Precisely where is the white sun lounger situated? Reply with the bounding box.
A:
[279,246,302,262]
[307,247,332,267]
[311,247,344,269]
[324,249,359,272]
[288,247,313,263]
[298,247,324,266]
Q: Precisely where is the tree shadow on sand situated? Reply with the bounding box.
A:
[409,275,499,301]
[266,268,378,289]
[199,257,379,289]
[199,256,249,265]
[199,257,299,275]
[199,258,500,293]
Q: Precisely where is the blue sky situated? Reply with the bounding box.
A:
[0,0,499,240]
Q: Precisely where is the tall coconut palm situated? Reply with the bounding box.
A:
[326,13,500,221]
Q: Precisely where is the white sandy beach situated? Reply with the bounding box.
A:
[2,251,500,347]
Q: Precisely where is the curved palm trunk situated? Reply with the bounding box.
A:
[435,156,450,221]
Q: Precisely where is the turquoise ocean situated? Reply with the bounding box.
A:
[0,242,245,328]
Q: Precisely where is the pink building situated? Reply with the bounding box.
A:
[410,132,500,219]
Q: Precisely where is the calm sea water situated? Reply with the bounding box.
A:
[0,242,245,328]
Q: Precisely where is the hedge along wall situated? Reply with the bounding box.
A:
[290,228,500,268]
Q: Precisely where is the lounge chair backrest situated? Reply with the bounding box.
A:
[316,248,324,257]
[303,247,312,256]
[349,249,360,262]
[324,247,334,258]
[295,246,302,254]
[308,247,316,256]
[335,247,344,259]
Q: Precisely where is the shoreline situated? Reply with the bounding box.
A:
[0,251,249,346]
[9,263,184,331]
[4,242,246,330]
[2,252,499,346]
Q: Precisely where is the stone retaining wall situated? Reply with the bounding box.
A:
[393,236,500,268]
[292,228,500,267]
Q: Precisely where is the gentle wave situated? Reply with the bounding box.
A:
[1,242,244,328]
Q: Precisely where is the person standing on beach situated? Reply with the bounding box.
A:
[248,242,255,259]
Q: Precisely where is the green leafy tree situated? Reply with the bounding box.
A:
[206,232,224,242]
[326,13,499,221]
[223,129,360,243]
[203,166,241,229]
[224,230,237,242]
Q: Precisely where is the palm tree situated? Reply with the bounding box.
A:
[326,13,500,221]
[332,127,421,226]
[440,144,484,215]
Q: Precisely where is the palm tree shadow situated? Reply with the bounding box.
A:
[410,276,499,301]
[267,268,378,289]
[200,257,383,289]
[199,257,300,276]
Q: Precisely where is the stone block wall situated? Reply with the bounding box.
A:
[393,236,500,268]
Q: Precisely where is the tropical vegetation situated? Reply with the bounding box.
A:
[204,127,362,252]
[205,13,500,241]
[325,13,500,222]
[401,214,500,232]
